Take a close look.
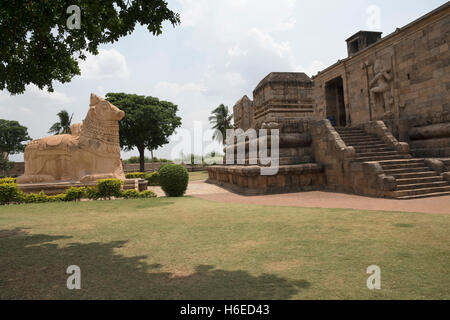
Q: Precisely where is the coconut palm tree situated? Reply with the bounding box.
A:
[208,104,233,145]
[48,110,73,135]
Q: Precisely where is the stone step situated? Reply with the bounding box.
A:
[351,143,391,149]
[354,147,395,153]
[381,162,426,170]
[357,151,400,157]
[384,166,431,174]
[391,186,450,198]
[396,181,449,191]
[390,171,438,179]
[353,155,411,162]
[342,138,382,143]
[335,128,364,132]
[378,159,425,166]
[396,176,444,185]
[394,191,450,200]
[339,133,372,138]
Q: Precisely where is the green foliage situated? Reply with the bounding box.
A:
[65,187,85,202]
[125,172,160,186]
[208,104,233,145]
[0,183,19,205]
[139,190,157,198]
[125,172,147,179]
[105,93,181,172]
[84,187,100,200]
[48,110,73,135]
[1,1,180,94]
[158,164,189,197]
[0,177,16,184]
[120,189,140,199]
[0,119,31,154]
[0,153,13,172]
[123,156,171,164]
[123,156,152,164]
[146,172,160,186]
[97,179,123,200]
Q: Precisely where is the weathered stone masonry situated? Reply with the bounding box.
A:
[207,3,450,199]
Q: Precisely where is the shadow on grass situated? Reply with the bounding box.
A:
[0,228,310,299]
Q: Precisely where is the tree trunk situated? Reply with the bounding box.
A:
[138,146,145,173]
[150,149,154,171]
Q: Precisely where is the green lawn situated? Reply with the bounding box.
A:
[0,197,449,299]
[188,170,208,181]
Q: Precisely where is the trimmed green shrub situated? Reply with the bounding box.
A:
[65,187,85,202]
[48,194,66,202]
[120,189,157,199]
[97,179,123,200]
[120,189,140,199]
[158,164,189,197]
[0,183,19,205]
[84,186,100,200]
[0,177,16,184]
[125,172,147,179]
[139,190,157,198]
[146,172,160,186]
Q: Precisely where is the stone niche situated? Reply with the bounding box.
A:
[252,72,315,129]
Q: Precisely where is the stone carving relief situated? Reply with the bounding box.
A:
[17,94,126,184]
[369,57,395,117]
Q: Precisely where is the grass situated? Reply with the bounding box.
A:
[0,197,449,299]
[188,171,208,181]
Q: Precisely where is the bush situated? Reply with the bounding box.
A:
[120,189,140,199]
[139,190,157,198]
[125,172,147,179]
[84,186,100,200]
[120,189,157,199]
[65,187,85,202]
[0,177,16,184]
[97,179,123,200]
[146,172,160,186]
[0,183,19,205]
[158,164,189,197]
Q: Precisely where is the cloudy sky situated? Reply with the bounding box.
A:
[1,0,446,161]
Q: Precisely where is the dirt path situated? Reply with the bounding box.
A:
[150,181,450,214]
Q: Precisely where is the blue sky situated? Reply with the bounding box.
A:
[1,0,447,161]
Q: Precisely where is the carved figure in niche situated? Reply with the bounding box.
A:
[369,58,394,115]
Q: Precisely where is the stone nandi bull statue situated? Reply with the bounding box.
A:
[17,94,126,184]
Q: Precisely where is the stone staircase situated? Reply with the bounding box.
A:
[336,127,450,199]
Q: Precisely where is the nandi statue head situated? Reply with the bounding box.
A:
[17,93,126,184]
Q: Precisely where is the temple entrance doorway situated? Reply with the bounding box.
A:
[325,77,346,127]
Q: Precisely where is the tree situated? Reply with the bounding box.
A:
[48,110,73,135]
[105,93,181,172]
[0,1,180,95]
[0,119,31,156]
[208,104,233,145]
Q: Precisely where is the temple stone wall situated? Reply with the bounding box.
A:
[313,3,450,157]
[253,72,315,129]
[233,95,254,131]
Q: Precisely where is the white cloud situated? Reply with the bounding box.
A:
[25,85,73,104]
[225,71,247,87]
[79,48,129,80]
[228,44,248,57]
[295,60,328,77]
[178,0,206,27]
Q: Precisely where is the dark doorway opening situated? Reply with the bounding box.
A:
[325,77,346,127]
